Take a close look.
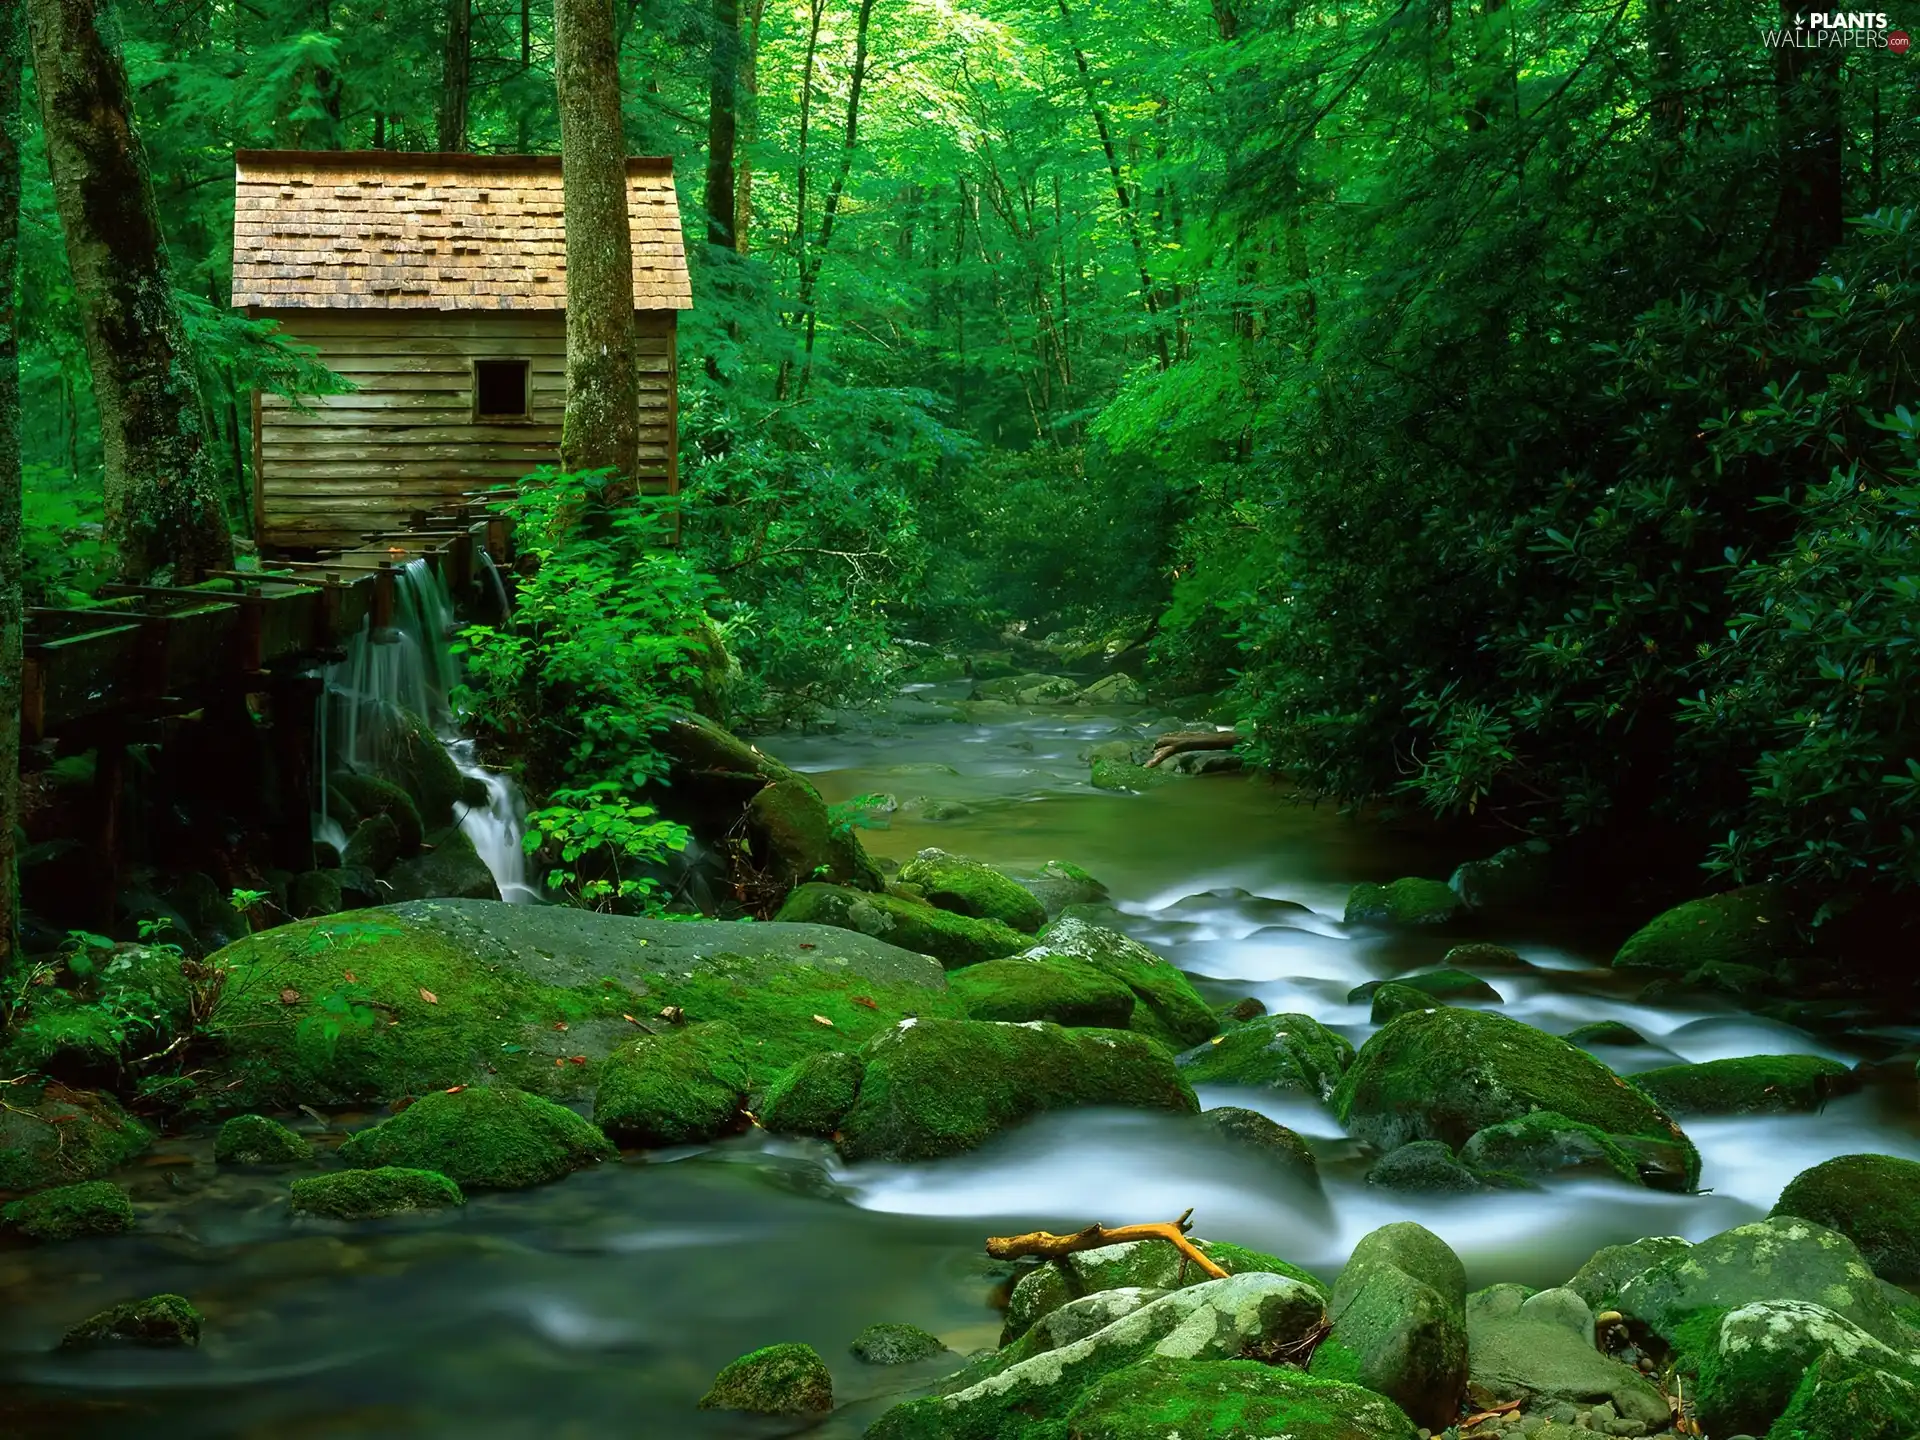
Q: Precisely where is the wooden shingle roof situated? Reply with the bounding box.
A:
[231,151,692,311]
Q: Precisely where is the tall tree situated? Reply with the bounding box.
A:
[440,0,473,151]
[27,0,232,582]
[553,0,639,479]
[1763,0,1842,285]
[0,0,22,970]
[704,0,739,248]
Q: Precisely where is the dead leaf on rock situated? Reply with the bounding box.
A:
[851,996,879,1011]
[280,988,302,1005]
[420,988,439,1005]
[812,1014,834,1028]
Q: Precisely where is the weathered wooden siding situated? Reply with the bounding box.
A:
[254,308,677,549]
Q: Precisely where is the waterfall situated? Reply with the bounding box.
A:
[317,557,538,904]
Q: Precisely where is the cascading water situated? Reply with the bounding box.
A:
[317,556,539,903]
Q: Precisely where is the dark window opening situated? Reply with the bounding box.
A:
[474,358,530,418]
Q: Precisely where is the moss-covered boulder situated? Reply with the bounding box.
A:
[289,1166,464,1220]
[1368,983,1443,1024]
[214,1113,310,1165]
[1564,1019,1646,1048]
[1066,1357,1419,1440]
[1448,840,1553,913]
[61,1294,202,1349]
[1196,1107,1319,1186]
[288,869,346,919]
[1091,757,1175,791]
[0,1082,150,1192]
[375,706,469,828]
[1634,1054,1856,1117]
[747,776,885,894]
[1613,883,1795,973]
[758,1050,864,1137]
[1458,1111,1643,1187]
[1766,1346,1920,1440]
[199,899,958,1107]
[898,849,1046,932]
[3,1180,134,1241]
[1314,1222,1467,1430]
[1008,860,1110,918]
[1333,1007,1698,1188]
[1683,1300,1920,1438]
[836,1019,1197,1162]
[948,954,1136,1028]
[1342,878,1462,928]
[327,769,425,855]
[1565,1235,1693,1312]
[1774,1154,1920,1284]
[343,812,404,874]
[1466,1284,1668,1426]
[1347,967,1502,1007]
[1176,1013,1353,1098]
[851,1323,948,1365]
[594,1020,751,1146]
[340,1085,613,1190]
[774,882,1029,967]
[383,827,501,903]
[1023,917,1218,1049]
[697,1342,833,1414]
[1618,1216,1913,1348]
[1366,1141,1481,1193]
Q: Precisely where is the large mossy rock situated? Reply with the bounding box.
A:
[1366,1140,1482,1193]
[1065,1357,1418,1440]
[1175,1013,1354,1100]
[746,776,885,894]
[1634,1053,1855,1117]
[1347,967,1502,1007]
[1449,840,1553,913]
[1565,1235,1694,1312]
[1312,1222,1467,1430]
[1008,860,1111,919]
[1333,1007,1699,1188]
[898,849,1047,933]
[383,827,501,903]
[1773,1154,1920,1284]
[868,1273,1329,1440]
[289,1166,464,1220]
[1196,1108,1321,1188]
[1457,1111,1643,1187]
[1613,883,1794,972]
[61,1294,203,1350]
[1766,1346,1920,1440]
[757,1050,865,1137]
[3,1180,134,1241]
[835,1018,1198,1162]
[1023,916,1218,1049]
[1342,878,1462,928]
[1465,1284,1668,1426]
[1091,757,1176,791]
[1684,1300,1920,1438]
[327,769,425,855]
[948,955,1136,1028]
[697,1342,834,1415]
[593,1020,750,1146]
[1616,1216,1913,1348]
[339,1085,613,1190]
[0,1082,150,1192]
[375,706,470,829]
[342,813,403,874]
[774,883,1030,967]
[198,900,957,1107]
[214,1114,310,1165]
[851,1323,949,1366]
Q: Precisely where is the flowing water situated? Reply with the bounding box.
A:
[5,691,1919,1438]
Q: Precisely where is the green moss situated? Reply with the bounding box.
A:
[594,1021,751,1146]
[774,883,1031,967]
[384,826,500,903]
[0,1082,151,1192]
[289,1166,464,1219]
[1305,1336,1363,1387]
[1458,1111,1643,1186]
[214,1113,310,1165]
[339,1086,613,1189]
[1774,1154,1920,1284]
[1565,1020,1647,1048]
[1342,878,1462,928]
[1566,1235,1694,1312]
[697,1341,833,1414]
[1333,1006,1699,1188]
[837,1019,1198,1161]
[758,1051,864,1136]
[948,955,1136,1028]
[898,850,1048,932]
[1635,1055,1856,1117]
[747,776,885,892]
[327,769,425,854]
[1367,1140,1482,1192]
[851,1322,949,1365]
[1613,883,1794,972]
[343,813,403,873]
[61,1294,203,1349]
[1090,757,1175,790]
[1067,1357,1419,1440]
[1031,916,1219,1048]
[1348,967,1503,1006]
[1368,982,1443,1024]
[1766,1347,1920,1440]
[1197,1107,1319,1183]
[1176,1013,1353,1099]
[377,705,468,827]
[3,1180,134,1241]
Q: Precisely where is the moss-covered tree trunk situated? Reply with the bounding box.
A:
[439,0,472,152]
[26,0,232,582]
[0,0,22,968]
[553,0,639,481]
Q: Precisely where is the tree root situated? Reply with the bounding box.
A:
[1144,731,1240,768]
[985,1207,1229,1279]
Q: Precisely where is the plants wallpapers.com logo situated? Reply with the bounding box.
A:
[1763,11,1912,48]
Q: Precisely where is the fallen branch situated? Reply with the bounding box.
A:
[1145,731,1241,768]
[985,1207,1228,1280]
[1461,1399,1522,1430]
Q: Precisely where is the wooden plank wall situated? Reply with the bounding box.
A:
[254,308,677,550]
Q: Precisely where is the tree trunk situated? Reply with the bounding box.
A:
[1762,0,1842,286]
[27,0,232,582]
[0,0,22,970]
[734,0,765,253]
[553,0,639,479]
[439,0,472,151]
[1646,0,1681,142]
[794,0,878,392]
[704,0,738,248]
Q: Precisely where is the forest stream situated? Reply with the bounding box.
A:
[4,689,1919,1439]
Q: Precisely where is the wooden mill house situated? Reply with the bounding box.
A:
[231,150,692,551]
